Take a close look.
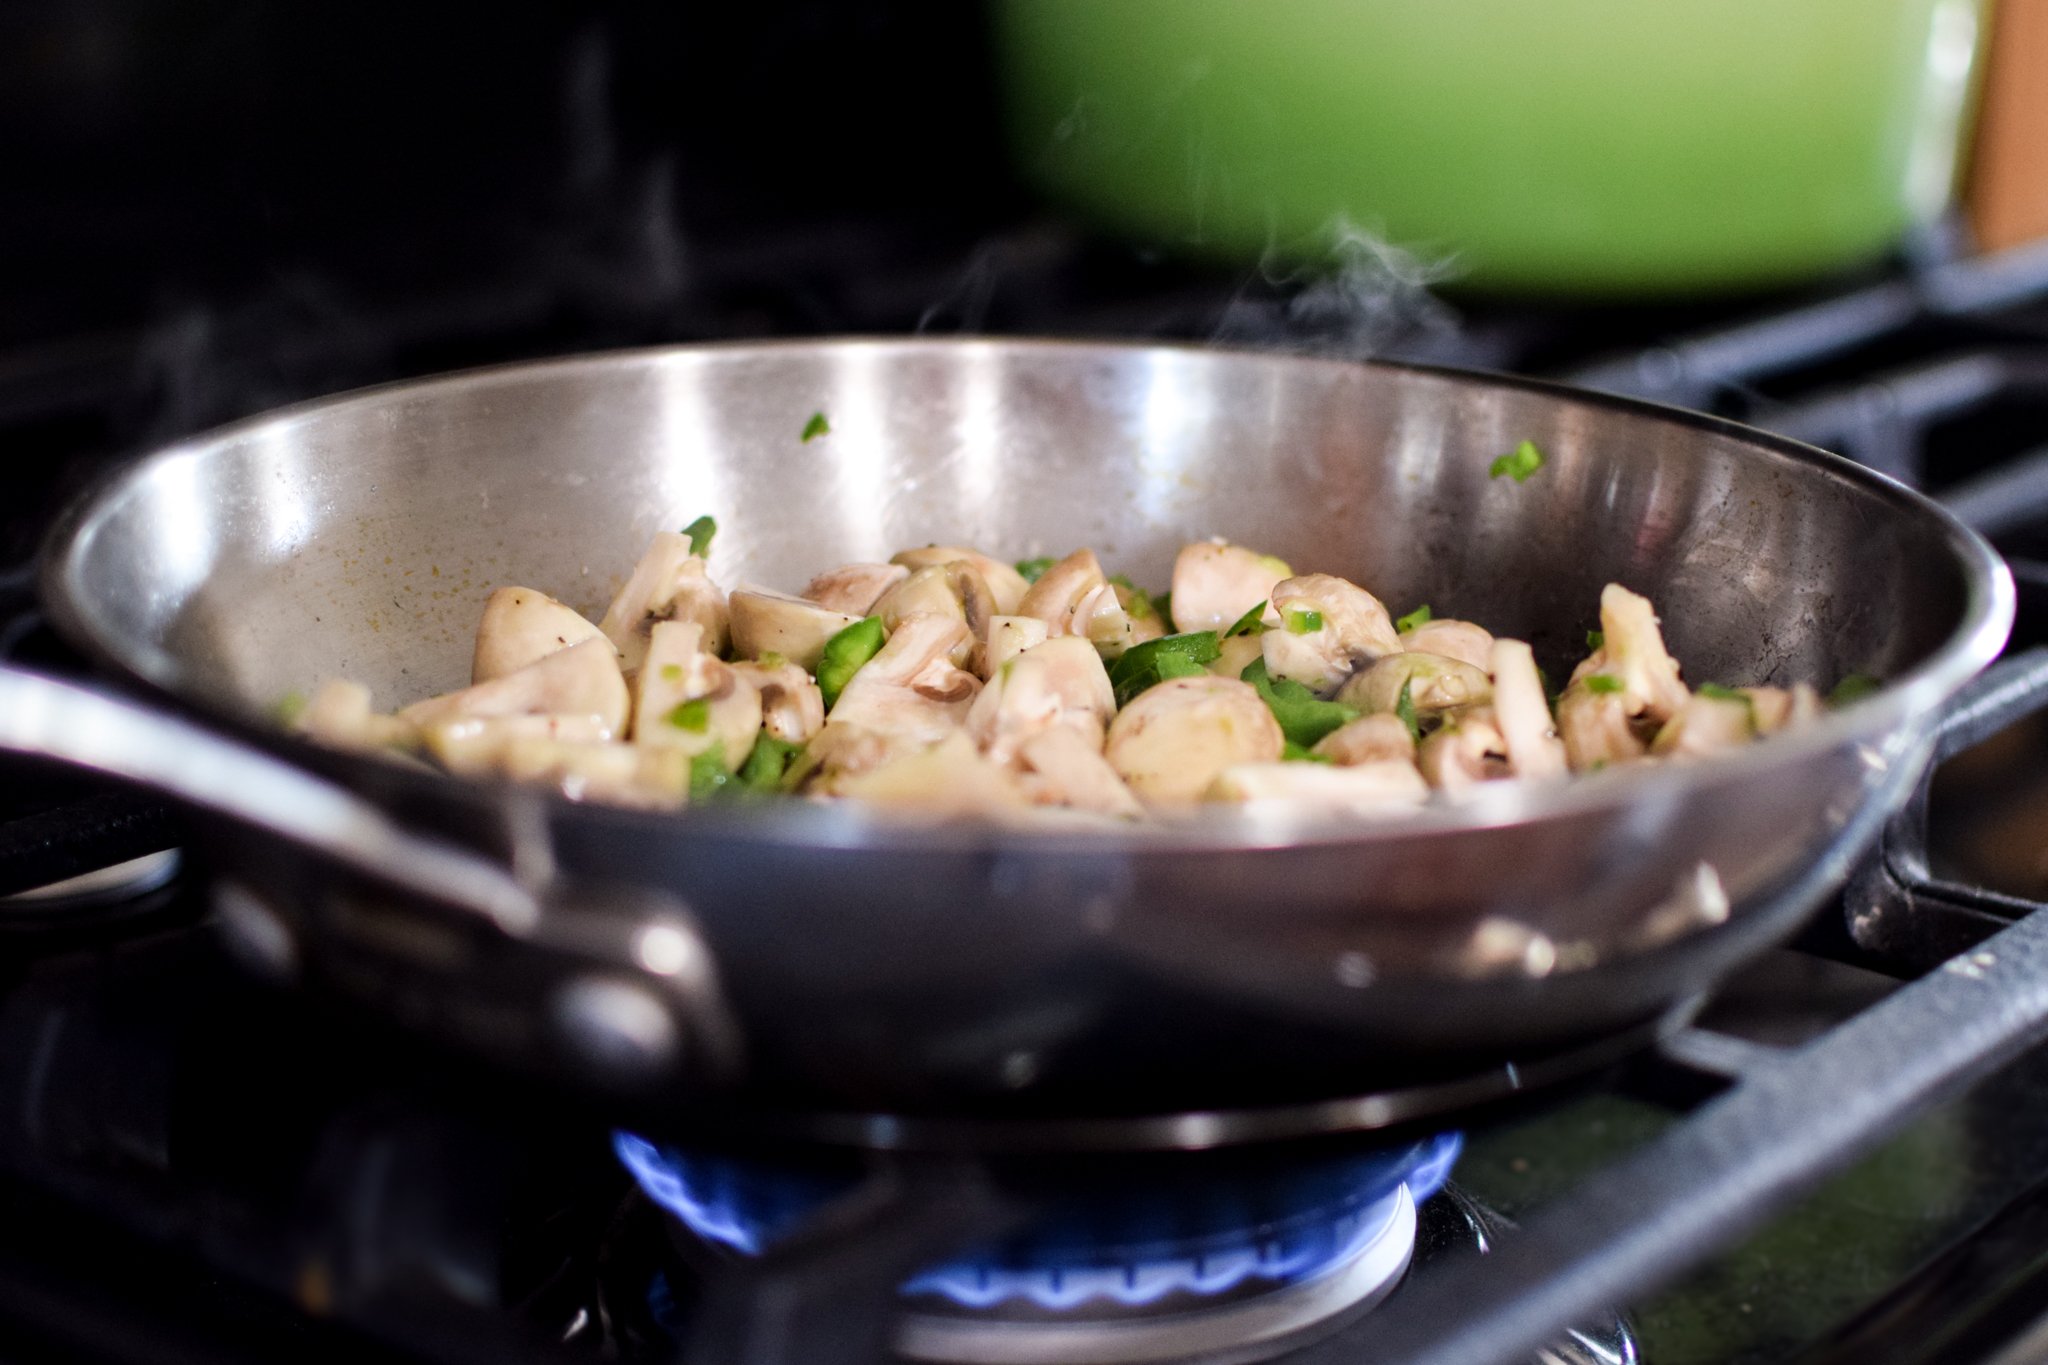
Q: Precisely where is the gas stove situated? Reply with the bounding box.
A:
[12,8,2048,1364]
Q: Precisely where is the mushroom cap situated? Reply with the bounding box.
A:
[827,613,982,745]
[1105,675,1285,804]
[802,562,910,616]
[892,546,1031,615]
[1013,726,1144,818]
[473,586,612,683]
[1016,548,1138,653]
[1336,651,1493,717]
[1588,583,1690,723]
[1169,540,1291,634]
[728,586,863,671]
[826,730,1027,815]
[1261,574,1401,693]
[1651,694,1756,759]
[984,615,1052,678]
[967,635,1116,765]
[872,563,995,669]
[1555,682,1649,772]
[1416,707,1511,791]
[1311,712,1417,766]
[1397,619,1495,671]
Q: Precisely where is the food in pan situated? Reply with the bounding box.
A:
[291,517,1848,820]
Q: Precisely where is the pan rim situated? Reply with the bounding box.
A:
[38,336,2015,854]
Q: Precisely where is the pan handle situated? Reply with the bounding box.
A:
[0,665,540,935]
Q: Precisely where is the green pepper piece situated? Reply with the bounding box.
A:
[1239,657,1360,748]
[1108,631,1222,708]
[817,616,886,709]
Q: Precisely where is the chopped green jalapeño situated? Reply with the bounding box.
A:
[801,412,831,442]
[1829,672,1881,707]
[666,698,712,732]
[1109,631,1222,708]
[1395,604,1432,633]
[1583,674,1623,694]
[1015,556,1056,583]
[817,616,887,709]
[1240,657,1359,748]
[682,515,717,558]
[1489,439,1546,483]
[1284,608,1324,635]
[1224,601,1268,637]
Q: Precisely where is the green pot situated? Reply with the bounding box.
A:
[994,0,1983,296]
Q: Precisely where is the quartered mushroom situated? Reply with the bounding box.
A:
[966,635,1117,765]
[1336,651,1492,719]
[732,657,826,744]
[892,546,1032,616]
[823,612,983,748]
[872,563,995,670]
[1652,692,1757,759]
[1016,548,1141,655]
[631,621,764,771]
[802,562,910,616]
[1207,760,1429,816]
[1555,682,1649,772]
[472,586,613,683]
[1169,540,1291,633]
[1416,707,1513,790]
[1260,574,1402,694]
[1398,618,1495,671]
[1572,584,1690,724]
[597,532,729,672]
[728,586,863,672]
[1489,638,1568,780]
[984,615,1051,678]
[1013,726,1145,818]
[399,637,629,738]
[296,679,417,752]
[1104,675,1284,804]
[1312,712,1417,766]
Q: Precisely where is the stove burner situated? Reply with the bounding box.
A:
[614,1132,1458,1363]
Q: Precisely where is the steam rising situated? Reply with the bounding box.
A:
[1214,217,1462,361]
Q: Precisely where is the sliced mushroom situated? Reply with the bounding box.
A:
[1651,693,1756,759]
[1416,707,1512,790]
[1016,548,1140,655]
[400,637,629,737]
[296,679,417,752]
[1312,713,1417,766]
[825,612,982,747]
[1743,683,1823,735]
[1554,682,1649,772]
[966,635,1117,765]
[1336,651,1492,719]
[1572,584,1689,725]
[825,730,1027,815]
[1013,726,1145,818]
[1169,540,1291,633]
[1489,639,1568,780]
[733,657,826,744]
[891,546,1032,615]
[631,621,763,770]
[472,586,612,683]
[803,562,910,615]
[872,563,994,670]
[1260,574,1401,694]
[1104,675,1284,804]
[597,532,729,671]
[1113,580,1169,648]
[728,586,862,671]
[1207,760,1429,816]
[984,615,1051,678]
[1398,618,1494,671]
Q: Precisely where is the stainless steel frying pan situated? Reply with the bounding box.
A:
[0,340,2012,1151]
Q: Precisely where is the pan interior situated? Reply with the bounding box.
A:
[56,341,1972,720]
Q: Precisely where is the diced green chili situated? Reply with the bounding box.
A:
[1109,631,1222,708]
[681,515,717,558]
[1395,604,1432,633]
[1584,674,1623,694]
[666,698,712,733]
[800,412,830,442]
[1284,608,1324,634]
[1489,439,1546,483]
[817,616,887,709]
[1394,678,1420,741]
[1239,657,1359,748]
[1829,673,1881,707]
[1224,601,1268,637]
[1015,556,1056,583]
